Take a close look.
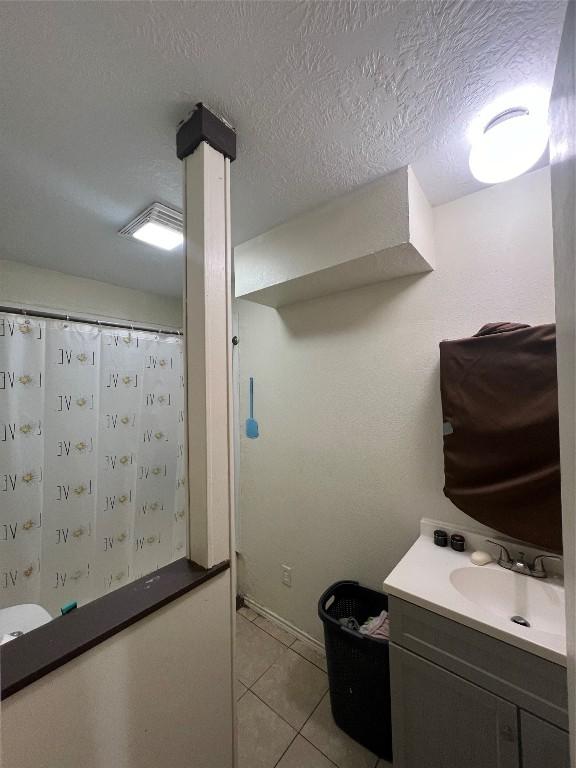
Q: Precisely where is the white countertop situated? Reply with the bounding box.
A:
[383,522,566,666]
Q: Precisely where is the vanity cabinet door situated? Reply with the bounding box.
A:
[390,645,520,768]
[520,712,570,768]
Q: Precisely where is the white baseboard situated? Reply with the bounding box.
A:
[243,596,325,653]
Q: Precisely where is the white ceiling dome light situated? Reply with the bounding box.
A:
[468,89,549,184]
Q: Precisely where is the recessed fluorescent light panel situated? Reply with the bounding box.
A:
[119,203,183,251]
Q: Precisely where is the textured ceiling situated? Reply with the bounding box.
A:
[0,1,566,297]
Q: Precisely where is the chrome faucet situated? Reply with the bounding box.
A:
[486,540,562,579]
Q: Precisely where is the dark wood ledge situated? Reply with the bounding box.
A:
[0,557,229,700]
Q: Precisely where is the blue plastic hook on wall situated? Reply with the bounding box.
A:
[246,377,259,439]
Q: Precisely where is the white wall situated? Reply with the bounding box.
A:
[549,0,576,760]
[237,167,556,641]
[0,259,182,329]
[1,571,234,768]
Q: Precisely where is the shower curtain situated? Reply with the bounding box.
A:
[0,312,187,615]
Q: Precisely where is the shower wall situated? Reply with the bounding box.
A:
[0,313,186,614]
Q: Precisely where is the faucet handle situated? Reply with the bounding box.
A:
[532,553,562,578]
[486,539,512,564]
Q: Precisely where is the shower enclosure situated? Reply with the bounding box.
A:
[0,311,187,616]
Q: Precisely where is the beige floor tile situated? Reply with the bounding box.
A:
[238,606,258,621]
[291,639,328,672]
[301,694,378,768]
[236,614,286,686]
[277,735,337,767]
[237,691,296,768]
[236,679,248,700]
[252,647,328,729]
[253,615,297,646]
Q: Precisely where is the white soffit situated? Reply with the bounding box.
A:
[234,166,434,307]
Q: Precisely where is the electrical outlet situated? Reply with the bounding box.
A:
[281,564,292,587]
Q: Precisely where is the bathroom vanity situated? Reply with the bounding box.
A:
[384,522,569,768]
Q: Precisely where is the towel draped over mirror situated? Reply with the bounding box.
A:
[440,322,562,553]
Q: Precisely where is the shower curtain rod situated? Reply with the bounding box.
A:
[0,304,182,336]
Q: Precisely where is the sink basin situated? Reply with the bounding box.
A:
[450,567,565,638]
[383,524,567,664]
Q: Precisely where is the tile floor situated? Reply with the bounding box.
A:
[236,606,391,768]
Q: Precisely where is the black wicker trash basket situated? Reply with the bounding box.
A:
[318,580,392,761]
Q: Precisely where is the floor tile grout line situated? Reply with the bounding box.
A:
[238,689,298,768]
[299,730,378,768]
[241,609,298,649]
[239,656,278,691]
[248,686,310,733]
[239,605,324,655]
[296,692,346,766]
[245,659,327,736]
[252,617,299,648]
[245,642,327,698]
[298,732,341,767]
[241,688,300,768]
[243,650,284,691]
[252,615,328,668]
[240,663,271,690]
[293,681,329,732]
[245,624,325,693]
[297,733,340,767]
[238,609,257,622]
[237,615,289,689]
[290,644,327,672]
[238,605,329,671]
[271,728,299,768]
[248,688,296,730]
[236,612,257,626]
[299,689,329,733]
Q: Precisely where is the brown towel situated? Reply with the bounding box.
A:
[439,323,562,553]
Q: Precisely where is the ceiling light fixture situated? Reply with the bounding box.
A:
[469,97,549,185]
[119,203,183,251]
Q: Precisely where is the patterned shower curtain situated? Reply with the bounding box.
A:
[0,312,187,616]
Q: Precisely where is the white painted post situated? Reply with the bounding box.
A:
[178,105,236,569]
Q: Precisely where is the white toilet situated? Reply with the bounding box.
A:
[0,603,52,643]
